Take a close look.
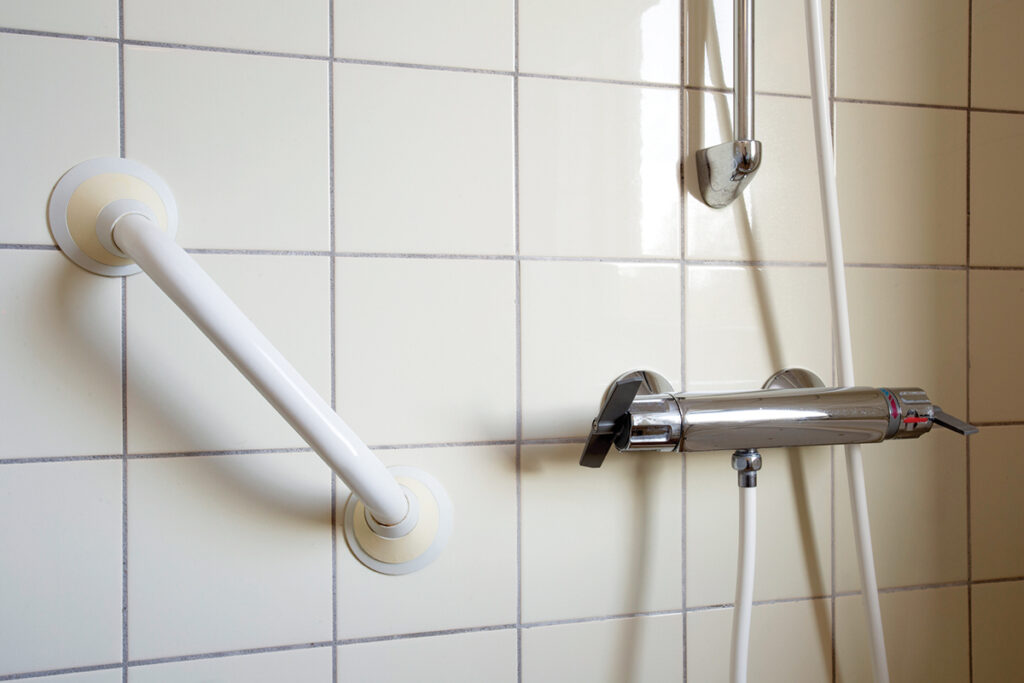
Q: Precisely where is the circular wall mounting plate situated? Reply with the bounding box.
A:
[344,466,453,576]
[48,157,178,277]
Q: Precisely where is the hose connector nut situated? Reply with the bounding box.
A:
[732,448,762,488]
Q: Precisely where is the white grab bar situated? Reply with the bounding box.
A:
[48,158,452,575]
[112,212,408,525]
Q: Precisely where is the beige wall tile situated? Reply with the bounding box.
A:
[130,648,332,682]
[835,432,967,591]
[127,452,333,659]
[336,259,516,445]
[523,615,683,683]
[521,261,681,439]
[520,0,680,84]
[125,0,328,55]
[836,0,968,106]
[686,0,830,96]
[0,252,122,459]
[0,0,117,36]
[0,34,119,245]
[124,47,329,251]
[847,268,967,416]
[970,426,1024,580]
[521,444,682,621]
[0,461,122,676]
[970,113,1024,266]
[335,0,513,71]
[836,103,967,265]
[126,254,330,454]
[972,581,1024,682]
[972,0,1024,110]
[836,587,969,683]
[684,93,825,262]
[688,601,831,682]
[336,65,514,255]
[687,447,831,606]
[684,265,832,394]
[969,270,1024,422]
[519,79,680,259]
[340,630,517,683]
[336,447,517,639]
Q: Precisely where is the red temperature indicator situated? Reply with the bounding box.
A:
[903,417,929,424]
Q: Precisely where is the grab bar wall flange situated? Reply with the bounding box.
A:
[48,157,452,575]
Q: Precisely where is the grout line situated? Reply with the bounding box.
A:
[0,664,123,682]
[119,274,129,682]
[127,641,334,668]
[965,1,974,678]
[522,609,685,630]
[519,70,679,90]
[327,1,339,679]
[336,251,513,261]
[971,575,1024,586]
[678,1,688,677]
[834,96,969,112]
[0,26,119,43]
[123,38,325,61]
[829,2,837,677]
[336,623,517,646]
[187,248,332,257]
[0,244,58,251]
[0,454,124,466]
[512,1,523,679]
[970,421,1024,427]
[127,446,312,459]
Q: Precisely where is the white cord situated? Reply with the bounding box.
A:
[803,0,890,680]
[730,486,757,683]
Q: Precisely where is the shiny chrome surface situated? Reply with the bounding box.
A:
[583,368,977,466]
[732,449,762,488]
[695,0,761,209]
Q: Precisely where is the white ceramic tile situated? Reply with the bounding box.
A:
[519,0,680,84]
[126,254,330,454]
[520,444,681,622]
[972,581,1024,682]
[687,601,832,683]
[336,446,517,638]
[968,271,1023,422]
[684,265,832,394]
[127,452,333,659]
[847,268,966,415]
[0,461,122,675]
[836,0,968,106]
[335,259,515,445]
[0,252,122,459]
[519,78,680,259]
[836,103,967,265]
[686,0,829,96]
[339,629,517,683]
[834,431,967,591]
[0,34,118,245]
[970,426,1024,580]
[125,0,328,55]
[130,647,332,683]
[0,0,117,36]
[684,93,825,262]
[522,615,683,683]
[687,447,831,606]
[520,261,681,439]
[335,65,513,255]
[123,47,329,251]
[971,0,1024,110]
[835,588,969,683]
[970,113,1024,267]
[335,0,512,71]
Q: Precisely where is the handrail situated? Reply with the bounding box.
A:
[112,212,409,526]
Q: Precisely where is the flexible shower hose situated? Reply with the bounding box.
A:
[804,0,890,680]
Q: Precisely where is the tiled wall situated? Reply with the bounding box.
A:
[1,0,1022,681]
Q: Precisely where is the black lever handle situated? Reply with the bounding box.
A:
[932,406,979,436]
[579,375,643,468]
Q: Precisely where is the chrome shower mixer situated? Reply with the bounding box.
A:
[581,368,976,474]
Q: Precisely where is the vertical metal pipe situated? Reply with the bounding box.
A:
[734,0,755,141]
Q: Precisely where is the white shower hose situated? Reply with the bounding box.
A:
[728,3,890,681]
[804,0,890,680]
